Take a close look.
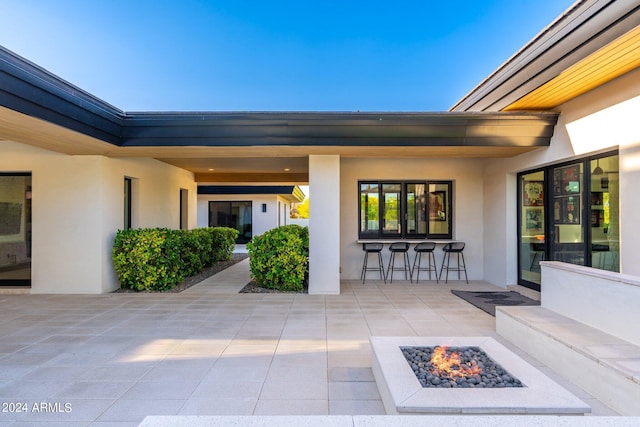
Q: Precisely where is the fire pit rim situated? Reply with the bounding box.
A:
[370,336,591,415]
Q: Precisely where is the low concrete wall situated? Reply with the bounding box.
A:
[540,261,640,346]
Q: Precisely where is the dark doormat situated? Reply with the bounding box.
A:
[451,290,540,316]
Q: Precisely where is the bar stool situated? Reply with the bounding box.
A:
[439,242,468,283]
[412,242,439,283]
[360,243,385,283]
[386,242,412,283]
[529,242,545,271]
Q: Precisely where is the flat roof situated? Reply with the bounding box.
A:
[0,45,557,155]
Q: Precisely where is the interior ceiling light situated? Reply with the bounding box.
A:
[208,168,215,171]
[592,159,603,175]
[284,168,290,172]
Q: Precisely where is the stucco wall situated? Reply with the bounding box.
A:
[0,140,196,293]
[340,157,484,283]
[482,67,640,286]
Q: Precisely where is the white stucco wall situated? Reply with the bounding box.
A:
[0,140,196,293]
[340,157,484,283]
[482,67,640,286]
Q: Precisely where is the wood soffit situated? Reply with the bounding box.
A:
[504,25,640,111]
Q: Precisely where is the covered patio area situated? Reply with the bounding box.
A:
[0,259,617,425]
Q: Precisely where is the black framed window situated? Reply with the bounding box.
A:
[124,177,132,230]
[358,180,452,239]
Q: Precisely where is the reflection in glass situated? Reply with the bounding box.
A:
[551,162,585,266]
[519,170,545,286]
[382,184,401,235]
[360,183,379,235]
[0,174,32,285]
[406,183,427,235]
[428,182,451,237]
[208,201,253,244]
[590,154,619,272]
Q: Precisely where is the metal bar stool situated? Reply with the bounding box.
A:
[386,242,412,283]
[439,242,468,283]
[412,242,439,282]
[360,242,385,283]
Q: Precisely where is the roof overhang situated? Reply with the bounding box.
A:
[0,44,558,183]
[198,185,306,203]
[451,0,640,112]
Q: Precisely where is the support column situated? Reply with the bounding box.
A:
[308,155,340,295]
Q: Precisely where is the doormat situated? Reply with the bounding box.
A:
[451,290,540,316]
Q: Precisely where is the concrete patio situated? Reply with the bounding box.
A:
[0,259,620,426]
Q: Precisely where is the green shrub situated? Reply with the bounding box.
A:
[208,227,238,262]
[112,228,185,292]
[112,226,238,292]
[178,228,210,276]
[247,225,309,292]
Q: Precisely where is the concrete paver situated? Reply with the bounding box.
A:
[0,259,619,425]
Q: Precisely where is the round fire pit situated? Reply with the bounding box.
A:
[401,346,523,388]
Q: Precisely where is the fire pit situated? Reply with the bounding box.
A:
[401,345,523,388]
[371,336,590,415]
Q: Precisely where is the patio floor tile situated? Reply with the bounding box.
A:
[0,259,621,424]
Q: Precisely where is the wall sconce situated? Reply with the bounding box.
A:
[262,203,267,213]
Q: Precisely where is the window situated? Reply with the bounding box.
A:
[358,181,452,239]
[124,177,132,230]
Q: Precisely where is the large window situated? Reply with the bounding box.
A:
[359,181,452,239]
[208,201,252,244]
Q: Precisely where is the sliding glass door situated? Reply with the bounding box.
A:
[519,170,545,286]
[517,152,619,291]
[208,201,252,244]
[0,173,32,286]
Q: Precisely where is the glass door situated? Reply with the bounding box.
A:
[208,201,252,244]
[0,173,32,286]
[550,162,585,266]
[519,170,545,288]
[518,151,619,290]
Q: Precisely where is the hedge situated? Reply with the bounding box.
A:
[247,224,309,292]
[112,227,238,291]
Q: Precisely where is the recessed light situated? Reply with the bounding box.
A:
[284,168,290,172]
[208,168,215,171]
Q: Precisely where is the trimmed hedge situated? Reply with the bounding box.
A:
[112,227,238,291]
[247,225,309,292]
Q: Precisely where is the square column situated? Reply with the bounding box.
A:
[308,155,340,294]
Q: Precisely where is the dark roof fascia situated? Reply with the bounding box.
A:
[0,45,125,145]
[0,46,557,149]
[451,0,640,112]
[121,111,558,148]
[198,185,305,202]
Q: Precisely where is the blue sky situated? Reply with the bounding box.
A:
[2,1,573,112]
